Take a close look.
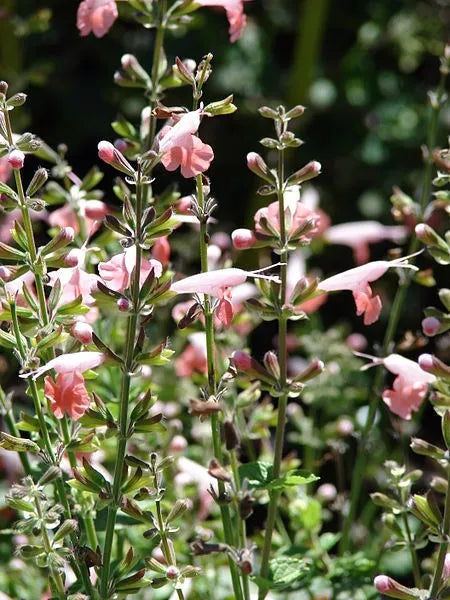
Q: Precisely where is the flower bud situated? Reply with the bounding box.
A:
[114,138,129,153]
[415,223,447,250]
[232,228,256,250]
[0,81,8,96]
[247,152,274,183]
[26,168,48,197]
[65,248,81,267]
[287,161,321,185]
[166,566,179,580]
[422,316,441,337]
[293,358,324,383]
[373,575,417,598]
[258,106,278,119]
[223,419,240,451]
[169,435,187,452]
[0,266,12,281]
[316,483,337,503]
[117,298,130,312]
[345,333,367,351]
[8,149,25,170]
[7,93,27,107]
[263,350,280,379]
[418,353,450,379]
[72,321,93,345]
[84,200,108,219]
[98,140,115,164]
[286,105,306,119]
[337,417,354,437]
[232,350,253,372]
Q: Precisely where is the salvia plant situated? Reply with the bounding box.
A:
[0,1,449,599]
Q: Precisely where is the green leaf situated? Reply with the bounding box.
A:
[238,461,273,489]
[267,470,320,490]
[255,556,311,591]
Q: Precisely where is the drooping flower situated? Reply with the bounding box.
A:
[24,351,105,380]
[195,0,251,42]
[324,221,407,265]
[77,0,118,38]
[44,371,90,420]
[157,110,214,179]
[98,246,162,293]
[319,255,418,325]
[361,354,435,420]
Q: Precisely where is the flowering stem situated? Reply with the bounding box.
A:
[99,170,144,599]
[402,512,421,588]
[196,174,244,600]
[258,148,288,599]
[146,0,167,150]
[339,68,448,557]
[429,462,450,597]
[230,449,250,600]
[155,500,185,600]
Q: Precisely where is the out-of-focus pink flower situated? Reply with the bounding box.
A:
[152,236,170,265]
[319,256,417,325]
[443,553,450,580]
[255,198,320,240]
[44,371,90,420]
[77,0,118,38]
[158,110,214,179]
[346,333,367,352]
[196,0,251,42]
[48,201,108,236]
[422,316,441,337]
[98,246,162,292]
[366,354,435,420]
[175,333,208,377]
[216,286,233,328]
[48,255,98,307]
[0,156,12,183]
[324,221,407,265]
[175,456,216,519]
[25,351,105,380]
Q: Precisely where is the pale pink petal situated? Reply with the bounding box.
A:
[77,0,118,38]
[171,268,248,297]
[26,352,105,379]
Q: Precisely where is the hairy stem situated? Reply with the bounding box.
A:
[259,147,288,600]
[230,449,250,600]
[196,173,244,600]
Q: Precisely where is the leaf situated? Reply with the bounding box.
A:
[238,461,273,489]
[254,556,311,591]
[267,470,320,490]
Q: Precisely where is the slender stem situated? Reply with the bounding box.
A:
[230,450,250,600]
[259,147,289,599]
[146,0,167,150]
[401,512,421,588]
[196,174,244,600]
[99,170,144,598]
[155,500,185,600]
[339,68,448,556]
[34,493,66,599]
[429,462,450,597]
[4,407,32,474]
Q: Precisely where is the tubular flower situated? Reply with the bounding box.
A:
[157,110,214,179]
[98,246,162,293]
[77,0,118,38]
[47,250,98,307]
[44,371,90,420]
[324,221,407,265]
[195,0,251,42]
[24,351,105,380]
[319,255,418,325]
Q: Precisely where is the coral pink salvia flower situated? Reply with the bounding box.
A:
[324,221,407,265]
[98,247,162,293]
[319,255,418,325]
[157,110,214,178]
[47,257,98,307]
[152,236,171,265]
[44,371,90,420]
[23,351,105,380]
[77,0,118,38]
[255,198,320,240]
[195,0,251,42]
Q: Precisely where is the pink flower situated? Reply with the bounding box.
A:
[44,371,90,420]
[77,0,118,38]
[48,201,108,236]
[324,221,407,265]
[255,198,320,241]
[47,259,98,307]
[175,456,215,519]
[175,333,208,377]
[0,156,12,183]
[157,111,214,179]
[361,354,435,420]
[232,228,257,249]
[152,236,170,265]
[71,321,94,344]
[98,246,162,292]
[422,316,441,337]
[24,351,105,380]
[319,255,417,325]
[196,0,251,42]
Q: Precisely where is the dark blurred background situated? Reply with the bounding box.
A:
[0,0,449,345]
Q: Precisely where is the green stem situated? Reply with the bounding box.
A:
[146,0,167,150]
[402,512,421,588]
[99,169,144,599]
[339,67,448,557]
[429,462,450,597]
[4,407,32,474]
[34,493,66,599]
[196,174,244,600]
[155,500,185,600]
[259,147,289,600]
[230,450,250,600]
